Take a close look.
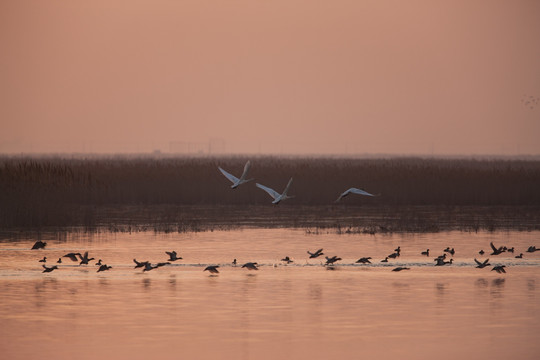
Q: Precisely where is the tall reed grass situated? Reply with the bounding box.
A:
[1,155,539,230]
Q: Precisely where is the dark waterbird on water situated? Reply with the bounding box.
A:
[435,258,453,266]
[307,248,324,258]
[387,252,399,259]
[96,259,102,266]
[57,258,62,264]
[166,251,182,261]
[421,249,429,256]
[479,250,485,255]
[79,252,95,265]
[133,259,150,268]
[232,259,237,266]
[242,262,259,270]
[380,257,389,263]
[444,247,455,256]
[63,252,82,262]
[42,265,58,273]
[281,256,293,264]
[492,265,506,274]
[143,263,157,272]
[394,246,401,255]
[97,264,112,272]
[515,253,523,259]
[490,242,505,255]
[356,257,372,264]
[325,256,342,266]
[527,246,540,253]
[31,241,46,250]
[392,267,410,272]
[204,265,220,274]
[38,257,47,263]
[474,258,491,269]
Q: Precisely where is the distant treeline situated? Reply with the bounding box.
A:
[1,156,540,229]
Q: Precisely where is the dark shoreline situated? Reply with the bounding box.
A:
[1,205,539,237]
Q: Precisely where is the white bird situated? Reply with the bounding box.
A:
[336,187,376,202]
[218,161,254,189]
[256,178,294,204]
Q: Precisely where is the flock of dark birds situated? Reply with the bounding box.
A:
[31,239,539,275]
[28,161,539,275]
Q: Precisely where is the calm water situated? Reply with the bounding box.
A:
[1,229,539,360]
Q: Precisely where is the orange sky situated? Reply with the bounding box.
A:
[1,1,539,155]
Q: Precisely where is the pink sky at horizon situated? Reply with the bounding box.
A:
[1,1,539,156]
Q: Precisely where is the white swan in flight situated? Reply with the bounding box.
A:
[256,178,294,204]
[218,161,253,189]
[336,187,377,202]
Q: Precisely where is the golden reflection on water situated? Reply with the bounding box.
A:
[0,229,539,360]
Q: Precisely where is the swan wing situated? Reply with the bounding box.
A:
[474,258,482,266]
[348,188,375,196]
[218,167,239,184]
[239,161,251,181]
[282,178,293,196]
[490,242,497,252]
[256,183,280,200]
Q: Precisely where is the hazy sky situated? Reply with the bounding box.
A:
[1,0,539,155]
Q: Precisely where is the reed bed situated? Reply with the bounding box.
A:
[1,155,540,231]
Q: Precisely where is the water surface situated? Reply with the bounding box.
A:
[1,229,539,359]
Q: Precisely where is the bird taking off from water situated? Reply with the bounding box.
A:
[336,188,377,202]
[218,161,254,189]
[242,262,259,270]
[204,265,220,274]
[474,258,491,269]
[166,251,182,261]
[256,178,294,204]
[42,265,58,273]
[31,241,47,250]
[307,248,324,258]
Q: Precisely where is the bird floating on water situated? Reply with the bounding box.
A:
[435,258,453,266]
[31,241,47,250]
[335,187,377,202]
[444,247,455,256]
[474,258,491,269]
[515,253,523,259]
[527,246,539,253]
[42,265,58,273]
[96,259,102,266]
[281,256,293,264]
[97,264,112,272]
[204,265,220,274]
[218,161,253,189]
[421,249,430,256]
[392,267,410,272]
[38,257,47,263]
[57,258,62,264]
[256,178,294,205]
[380,257,389,263]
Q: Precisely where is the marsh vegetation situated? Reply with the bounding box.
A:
[1,155,539,232]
